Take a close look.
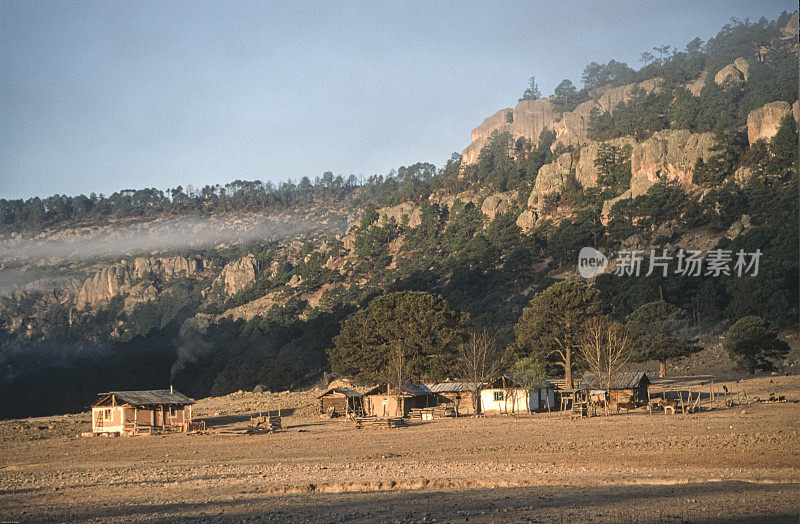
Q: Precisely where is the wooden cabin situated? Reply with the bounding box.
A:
[317,387,365,416]
[479,374,555,414]
[579,371,650,408]
[426,382,482,415]
[363,383,434,418]
[92,389,195,435]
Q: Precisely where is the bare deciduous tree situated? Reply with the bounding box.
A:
[458,329,502,414]
[387,341,410,414]
[579,317,632,390]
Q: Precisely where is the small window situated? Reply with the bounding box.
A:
[493,391,504,402]
[168,407,178,417]
[103,409,112,421]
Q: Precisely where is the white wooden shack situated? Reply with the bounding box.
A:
[479,373,555,414]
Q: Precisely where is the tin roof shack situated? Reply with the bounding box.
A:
[480,374,555,415]
[318,387,365,417]
[92,389,195,435]
[364,383,434,418]
[580,371,650,410]
[427,382,483,415]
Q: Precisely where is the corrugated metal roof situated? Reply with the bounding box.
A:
[97,390,195,406]
[364,382,432,397]
[400,383,432,396]
[317,387,363,398]
[426,382,482,393]
[580,371,650,390]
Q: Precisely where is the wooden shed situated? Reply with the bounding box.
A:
[479,374,555,414]
[92,389,195,435]
[317,387,365,416]
[579,371,650,408]
[426,381,483,415]
[364,383,434,418]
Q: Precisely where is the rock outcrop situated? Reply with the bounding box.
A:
[481,192,517,220]
[123,281,158,313]
[461,79,662,164]
[593,78,662,113]
[519,130,715,220]
[219,292,280,321]
[714,58,749,85]
[515,209,536,232]
[377,202,422,228]
[600,130,716,216]
[780,11,799,40]
[461,99,556,164]
[74,254,208,310]
[75,264,131,310]
[746,101,793,146]
[526,137,636,215]
[630,129,716,191]
[686,71,707,96]
[214,254,259,296]
[527,152,574,214]
[133,256,202,279]
[430,190,484,210]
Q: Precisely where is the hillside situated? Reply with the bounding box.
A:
[0,12,798,419]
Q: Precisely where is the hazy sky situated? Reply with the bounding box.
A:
[1,1,795,200]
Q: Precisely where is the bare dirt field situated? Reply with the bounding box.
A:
[1,375,799,523]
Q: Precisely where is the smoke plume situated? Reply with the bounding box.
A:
[170,316,214,381]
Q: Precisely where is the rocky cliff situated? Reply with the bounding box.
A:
[460,78,662,164]
[75,255,205,310]
[746,100,798,145]
[214,254,259,297]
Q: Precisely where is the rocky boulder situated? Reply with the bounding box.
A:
[746,101,793,146]
[214,254,258,297]
[481,192,518,220]
[714,58,748,85]
[515,209,536,232]
[726,214,752,239]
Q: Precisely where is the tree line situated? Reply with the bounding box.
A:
[328,287,788,394]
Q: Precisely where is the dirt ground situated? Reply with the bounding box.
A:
[1,375,799,523]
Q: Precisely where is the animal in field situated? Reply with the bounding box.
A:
[651,397,677,415]
[614,400,637,413]
[613,392,637,413]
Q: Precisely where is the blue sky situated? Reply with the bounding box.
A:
[1,1,795,199]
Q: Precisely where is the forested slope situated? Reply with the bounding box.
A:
[0,12,797,418]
